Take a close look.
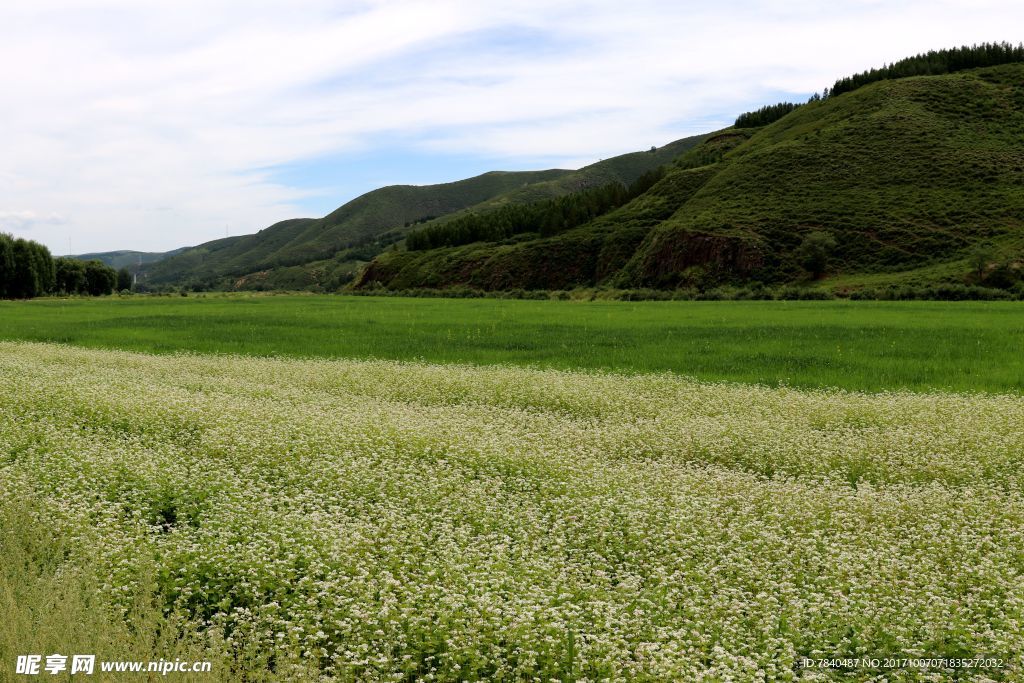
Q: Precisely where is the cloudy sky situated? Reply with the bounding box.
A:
[1,0,1020,254]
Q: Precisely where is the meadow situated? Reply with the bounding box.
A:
[2,295,1024,392]
[3,342,1024,681]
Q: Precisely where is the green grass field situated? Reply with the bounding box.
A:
[1,294,1023,393]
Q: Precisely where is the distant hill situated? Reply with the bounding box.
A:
[144,171,570,288]
[71,248,188,271]
[356,60,1024,295]
[141,136,705,290]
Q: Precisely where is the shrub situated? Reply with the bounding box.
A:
[795,231,838,279]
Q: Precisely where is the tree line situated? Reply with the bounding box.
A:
[733,43,1024,130]
[734,102,802,128]
[829,42,1024,98]
[406,167,667,251]
[1,233,124,298]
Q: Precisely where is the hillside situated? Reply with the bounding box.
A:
[416,135,706,222]
[357,63,1024,295]
[71,248,188,271]
[143,137,703,290]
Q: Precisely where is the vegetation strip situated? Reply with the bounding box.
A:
[2,296,1023,394]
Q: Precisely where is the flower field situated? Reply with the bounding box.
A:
[2,341,1024,681]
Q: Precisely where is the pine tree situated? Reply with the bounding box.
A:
[405,171,667,252]
[828,42,1024,98]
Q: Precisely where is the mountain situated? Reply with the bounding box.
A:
[141,136,705,290]
[71,248,188,270]
[356,61,1024,295]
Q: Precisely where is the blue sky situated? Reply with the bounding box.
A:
[1,0,1022,253]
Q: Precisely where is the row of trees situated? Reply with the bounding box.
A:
[830,42,1024,98]
[1,233,123,298]
[406,167,667,251]
[0,234,55,298]
[55,256,127,295]
[734,102,802,128]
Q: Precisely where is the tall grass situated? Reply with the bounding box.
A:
[0,501,271,681]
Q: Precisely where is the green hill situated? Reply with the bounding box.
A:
[623,63,1024,289]
[71,248,188,271]
[357,62,1024,296]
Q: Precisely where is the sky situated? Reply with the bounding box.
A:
[0,1,1021,254]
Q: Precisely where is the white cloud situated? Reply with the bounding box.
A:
[0,210,66,232]
[1,0,1022,252]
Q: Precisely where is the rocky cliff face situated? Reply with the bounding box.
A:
[620,231,766,288]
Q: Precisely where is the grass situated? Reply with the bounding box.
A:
[2,294,1024,393]
[0,501,237,682]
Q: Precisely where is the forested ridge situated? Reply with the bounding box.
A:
[729,44,1024,130]
[405,168,667,251]
[829,42,1024,97]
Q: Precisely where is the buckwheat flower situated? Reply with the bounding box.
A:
[3,341,1024,680]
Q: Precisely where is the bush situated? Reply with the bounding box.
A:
[795,231,837,278]
[670,288,698,301]
[775,286,834,300]
[848,284,1013,301]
